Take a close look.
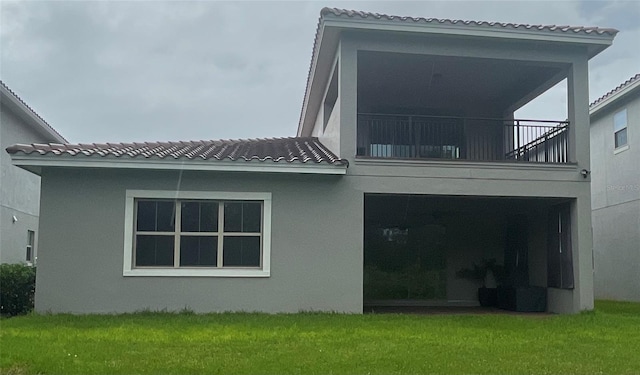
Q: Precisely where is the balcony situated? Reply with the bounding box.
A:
[356,114,569,163]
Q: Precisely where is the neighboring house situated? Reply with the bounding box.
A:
[0,81,67,265]
[590,74,640,302]
[7,9,617,314]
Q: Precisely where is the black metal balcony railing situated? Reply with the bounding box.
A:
[356,114,569,163]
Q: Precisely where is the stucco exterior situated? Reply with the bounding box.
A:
[1,84,66,264]
[36,169,361,313]
[590,77,640,302]
[9,10,617,314]
[36,165,586,313]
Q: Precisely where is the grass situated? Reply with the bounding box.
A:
[1,300,639,375]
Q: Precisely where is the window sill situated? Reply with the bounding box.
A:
[123,268,270,278]
[614,145,629,154]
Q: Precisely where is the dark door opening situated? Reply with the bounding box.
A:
[363,194,572,309]
[364,195,447,304]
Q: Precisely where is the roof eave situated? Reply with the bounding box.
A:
[9,154,348,176]
[590,79,640,117]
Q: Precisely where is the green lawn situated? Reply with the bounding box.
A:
[2,300,639,375]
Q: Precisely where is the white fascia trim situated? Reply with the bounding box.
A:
[123,190,272,278]
[11,155,347,175]
[324,19,615,46]
[590,80,640,116]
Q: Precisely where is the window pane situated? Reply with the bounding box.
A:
[242,203,262,233]
[137,200,175,232]
[136,235,174,266]
[223,236,260,267]
[614,110,627,132]
[181,202,218,232]
[200,202,218,232]
[615,128,628,148]
[27,230,35,246]
[136,201,156,231]
[156,201,175,231]
[180,236,217,266]
[181,202,199,232]
[224,202,261,233]
[224,203,242,232]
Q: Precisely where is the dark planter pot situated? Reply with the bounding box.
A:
[478,287,498,307]
[497,286,547,312]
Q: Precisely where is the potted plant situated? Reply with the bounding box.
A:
[456,258,505,307]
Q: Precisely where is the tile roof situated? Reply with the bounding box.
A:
[590,73,640,108]
[0,80,67,143]
[299,8,618,133]
[6,137,347,166]
[320,8,619,35]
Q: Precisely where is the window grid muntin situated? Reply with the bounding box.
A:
[133,198,262,269]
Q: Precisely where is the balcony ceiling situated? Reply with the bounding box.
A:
[358,51,566,116]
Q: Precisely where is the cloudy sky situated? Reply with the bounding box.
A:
[1,0,638,143]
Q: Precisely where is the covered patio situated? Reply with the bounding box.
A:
[363,194,574,312]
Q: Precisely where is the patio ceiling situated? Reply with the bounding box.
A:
[358,51,567,117]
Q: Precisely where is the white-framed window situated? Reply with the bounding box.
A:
[613,109,628,149]
[123,190,271,277]
[26,230,35,264]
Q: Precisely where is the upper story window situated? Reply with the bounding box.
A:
[123,190,271,277]
[613,109,628,149]
[26,230,35,264]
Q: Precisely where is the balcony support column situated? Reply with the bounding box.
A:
[563,56,594,313]
[567,57,590,167]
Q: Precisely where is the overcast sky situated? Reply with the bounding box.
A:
[1,1,638,143]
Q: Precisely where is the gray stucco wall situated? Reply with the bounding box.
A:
[590,92,640,301]
[36,168,363,313]
[36,162,591,313]
[0,107,49,264]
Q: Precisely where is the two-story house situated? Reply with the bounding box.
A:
[1,81,66,265]
[590,74,639,302]
[6,8,617,314]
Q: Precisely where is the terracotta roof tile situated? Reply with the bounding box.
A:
[590,73,640,108]
[6,137,347,166]
[320,8,619,35]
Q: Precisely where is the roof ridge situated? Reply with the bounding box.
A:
[0,80,68,143]
[320,7,619,35]
[8,136,321,149]
[590,73,640,108]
